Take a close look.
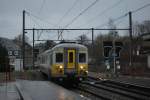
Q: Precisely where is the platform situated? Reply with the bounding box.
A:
[16,80,89,100]
[0,82,20,100]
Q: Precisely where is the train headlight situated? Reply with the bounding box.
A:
[59,66,63,69]
[117,65,120,69]
[80,66,83,69]
[85,71,88,73]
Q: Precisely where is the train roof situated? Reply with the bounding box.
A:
[39,43,87,56]
[52,42,87,50]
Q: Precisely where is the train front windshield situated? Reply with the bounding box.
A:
[79,53,86,63]
[56,53,63,63]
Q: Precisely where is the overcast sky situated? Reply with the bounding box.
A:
[0,0,150,40]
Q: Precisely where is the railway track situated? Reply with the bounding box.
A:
[98,80,150,97]
[26,71,149,100]
[77,77,150,100]
[77,84,113,100]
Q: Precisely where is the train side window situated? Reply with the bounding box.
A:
[42,56,44,64]
[50,54,52,65]
[46,56,48,64]
[43,56,45,64]
[38,57,41,63]
[56,53,63,63]
[79,53,86,63]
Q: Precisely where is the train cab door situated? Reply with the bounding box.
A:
[67,49,75,69]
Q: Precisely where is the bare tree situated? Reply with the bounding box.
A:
[108,19,119,38]
[13,34,29,44]
[133,20,150,37]
[76,34,89,45]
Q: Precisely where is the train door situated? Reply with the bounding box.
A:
[67,49,75,69]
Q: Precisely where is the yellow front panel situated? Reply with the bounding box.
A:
[51,64,64,76]
[78,64,88,75]
[67,50,75,68]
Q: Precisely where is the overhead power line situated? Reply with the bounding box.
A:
[132,3,150,13]
[96,13,128,28]
[64,0,99,28]
[26,11,57,27]
[80,0,123,27]
[27,14,42,28]
[56,0,79,26]
[111,13,128,23]
[96,3,150,28]
[38,0,46,14]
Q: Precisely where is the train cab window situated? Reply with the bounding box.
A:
[69,52,73,63]
[79,53,86,63]
[56,53,63,63]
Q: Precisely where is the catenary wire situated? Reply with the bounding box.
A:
[79,0,123,28]
[64,0,99,29]
[132,3,150,13]
[95,2,150,28]
[56,0,79,26]
[38,0,46,14]
[26,11,57,27]
[95,13,128,28]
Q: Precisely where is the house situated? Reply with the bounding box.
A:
[140,33,150,68]
[13,39,33,70]
[0,37,23,71]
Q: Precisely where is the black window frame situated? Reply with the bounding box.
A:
[69,52,73,63]
[55,53,63,63]
[103,46,112,58]
[79,53,86,63]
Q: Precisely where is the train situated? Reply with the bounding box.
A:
[37,42,88,82]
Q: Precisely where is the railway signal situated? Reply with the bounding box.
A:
[103,41,123,59]
[103,41,112,58]
[103,41,123,77]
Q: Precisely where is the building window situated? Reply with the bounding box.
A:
[56,53,63,63]
[79,53,86,63]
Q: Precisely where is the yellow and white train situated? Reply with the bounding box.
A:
[37,42,88,81]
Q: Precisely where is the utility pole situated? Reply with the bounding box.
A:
[91,28,94,59]
[92,28,94,46]
[32,28,35,70]
[129,11,133,66]
[57,30,60,40]
[113,37,116,76]
[22,10,25,69]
